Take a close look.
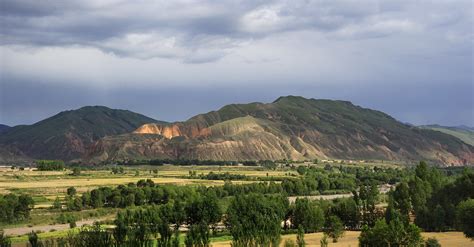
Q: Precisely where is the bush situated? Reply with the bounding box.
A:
[284,239,296,247]
[425,237,441,247]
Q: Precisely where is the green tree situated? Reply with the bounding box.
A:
[284,239,296,247]
[0,230,12,247]
[456,199,474,239]
[293,198,325,232]
[359,218,423,247]
[392,182,411,224]
[320,234,328,247]
[67,187,76,197]
[226,194,286,247]
[71,168,81,176]
[296,166,307,176]
[331,198,359,229]
[432,204,446,232]
[425,238,441,247]
[356,184,380,226]
[28,231,41,247]
[296,225,305,247]
[324,216,345,243]
[51,197,62,210]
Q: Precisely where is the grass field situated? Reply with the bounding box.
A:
[212,231,473,247]
[0,165,273,200]
[8,230,472,247]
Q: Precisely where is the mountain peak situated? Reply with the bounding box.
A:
[272,95,308,103]
[0,106,160,160]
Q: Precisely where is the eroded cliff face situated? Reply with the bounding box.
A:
[86,97,474,166]
[133,123,211,139]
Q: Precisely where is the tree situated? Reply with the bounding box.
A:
[320,234,328,247]
[284,239,296,247]
[185,191,222,246]
[51,197,62,210]
[28,231,41,247]
[71,168,81,176]
[392,182,411,224]
[296,225,305,247]
[432,204,446,232]
[226,194,286,247]
[293,198,325,232]
[296,166,307,176]
[324,216,345,243]
[67,187,77,197]
[331,198,359,229]
[0,230,11,247]
[359,218,423,247]
[456,199,474,239]
[356,184,380,227]
[425,238,441,247]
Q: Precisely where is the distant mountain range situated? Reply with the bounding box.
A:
[0,106,160,161]
[0,124,10,133]
[1,96,473,166]
[419,125,474,146]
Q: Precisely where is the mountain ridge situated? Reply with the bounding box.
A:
[1,96,472,165]
[0,106,161,161]
[0,124,10,133]
[88,96,473,165]
[419,125,474,146]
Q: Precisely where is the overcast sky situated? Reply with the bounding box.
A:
[1,0,473,126]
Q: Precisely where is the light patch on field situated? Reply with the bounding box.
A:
[0,177,249,190]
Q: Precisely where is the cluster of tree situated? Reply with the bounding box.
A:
[390,161,474,238]
[359,217,423,246]
[118,159,240,166]
[35,160,65,171]
[22,225,114,247]
[111,167,125,174]
[113,190,221,247]
[0,193,34,223]
[196,172,247,181]
[226,193,287,246]
[115,159,282,167]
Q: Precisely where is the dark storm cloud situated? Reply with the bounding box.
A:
[3,1,470,62]
[0,1,472,126]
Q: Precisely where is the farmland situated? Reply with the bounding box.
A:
[1,161,473,246]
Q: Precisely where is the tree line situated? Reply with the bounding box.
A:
[0,193,34,223]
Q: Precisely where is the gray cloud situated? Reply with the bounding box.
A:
[0,0,472,126]
[1,0,471,62]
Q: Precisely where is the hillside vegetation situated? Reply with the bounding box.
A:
[91,96,473,165]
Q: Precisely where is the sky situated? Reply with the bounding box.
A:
[0,0,473,127]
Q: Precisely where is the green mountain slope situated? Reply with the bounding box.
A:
[90,96,473,165]
[0,106,160,160]
[419,125,474,146]
[0,124,10,133]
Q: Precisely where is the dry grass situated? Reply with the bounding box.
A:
[0,176,248,190]
[212,231,473,247]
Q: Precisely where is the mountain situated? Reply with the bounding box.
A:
[0,106,160,161]
[0,124,10,133]
[87,96,473,165]
[419,125,474,146]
